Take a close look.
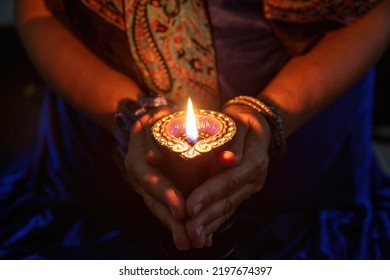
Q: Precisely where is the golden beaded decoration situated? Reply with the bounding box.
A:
[151,109,236,160]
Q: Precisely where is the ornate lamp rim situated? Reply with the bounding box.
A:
[151,109,236,160]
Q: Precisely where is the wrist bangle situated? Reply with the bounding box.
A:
[223,95,286,163]
[113,96,169,158]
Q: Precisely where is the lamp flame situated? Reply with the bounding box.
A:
[185,97,198,144]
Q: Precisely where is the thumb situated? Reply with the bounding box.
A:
[217,121,246,168]
[140,107,172,166]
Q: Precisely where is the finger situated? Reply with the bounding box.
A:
[191,232,212,249]
[129,163,186,221]
[139,108,172,166]
[205,234,213,248]
[217,121,247,168]
[127,119,186,220]
[190,233,206,249]
[186,131,268,218]
[141,188,191,251]
[186,181,262,241]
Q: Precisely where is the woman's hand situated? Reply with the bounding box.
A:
[184,104,272,248]
[125,107,191,251]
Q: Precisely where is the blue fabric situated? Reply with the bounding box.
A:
[0,89,162,259]
[235,70,390,259]
[1,0,390,259]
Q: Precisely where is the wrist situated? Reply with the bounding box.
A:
[113,95,171,157]
[223,95,286,163]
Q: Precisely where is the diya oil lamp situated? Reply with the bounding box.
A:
[152,98,238,259]
[151,98,237,197]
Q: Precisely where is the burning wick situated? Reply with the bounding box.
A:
[185,98,198,144]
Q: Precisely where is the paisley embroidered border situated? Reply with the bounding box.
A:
[124,0,219,107]
[81,0,126,30]
[263,0,381,23]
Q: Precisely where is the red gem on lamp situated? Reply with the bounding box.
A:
[151,98,236,160]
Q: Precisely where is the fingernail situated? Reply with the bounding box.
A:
[193,203,203,217]
[205,234,213,247]
[191,234,205,249]
[173,234,190,251]
[218,151,237,167]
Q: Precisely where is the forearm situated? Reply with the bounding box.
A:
[261,0,390,136]
[15,0,142,131]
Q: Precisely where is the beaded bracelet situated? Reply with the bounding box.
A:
[113,96,169,158]
[223,95,286,163]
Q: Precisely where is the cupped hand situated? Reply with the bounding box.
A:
[185,104,272,248]
[125,107,191,251]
